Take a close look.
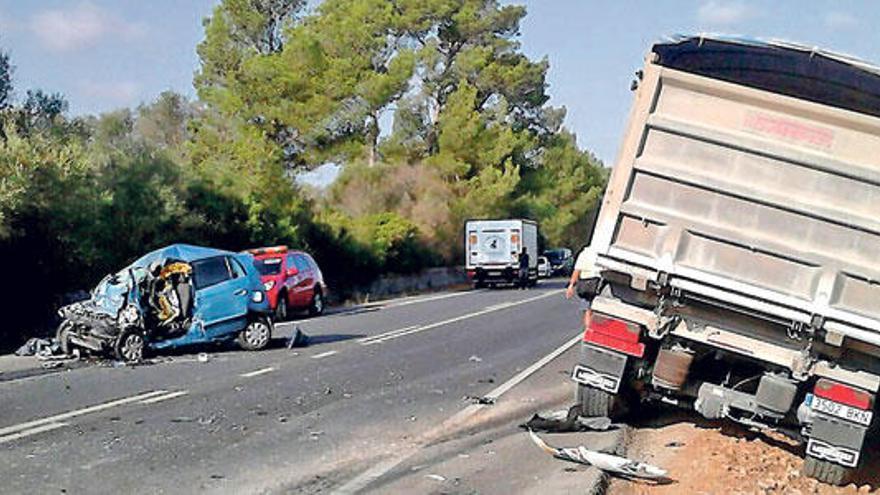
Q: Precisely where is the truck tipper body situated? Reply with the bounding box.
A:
[573,35,880,485]
[465,219,538,287]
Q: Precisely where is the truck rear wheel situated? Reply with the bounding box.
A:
[802,456,854,486]
[577,384,616,417]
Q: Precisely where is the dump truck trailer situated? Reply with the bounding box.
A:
[572,35,880,485]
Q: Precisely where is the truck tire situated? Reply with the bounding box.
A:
[802,456,854,486]
[577,384,615,417]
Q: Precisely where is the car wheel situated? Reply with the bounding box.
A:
[274,291,288,322]
[56,320,73,355]
[114,328,146,362]
[238,317,272,351]
[309,289,324,316]
[802,455,854,486]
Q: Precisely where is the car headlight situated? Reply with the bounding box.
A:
[263,280,275,291]
[251,291,265,303]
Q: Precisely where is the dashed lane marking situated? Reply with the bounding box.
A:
[240,367,275,378]
[139,390,189,404]
[311,350,338,359]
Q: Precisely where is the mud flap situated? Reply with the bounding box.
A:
[807,414,868,468]
[571,343,627,394]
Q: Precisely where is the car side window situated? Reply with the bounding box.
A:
[228,257,247,279]
[286,253,296,272]
[304,254,319,271]
[293,255,309,272]
[192,257,231,290]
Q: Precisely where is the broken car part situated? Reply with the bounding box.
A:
[527,430,668,480]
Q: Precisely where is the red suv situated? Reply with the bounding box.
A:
[246,246,327,321]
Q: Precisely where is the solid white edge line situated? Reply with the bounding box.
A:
[311,350,339,359]
[0,389,169,437]
[358,325,421,345]
[335,328,581,494]
[139,390,189,405]
[240,367,275,378]
[365,290,559,346]
[0,422,68,444]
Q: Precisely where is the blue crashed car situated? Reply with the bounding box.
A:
[57,244,273,362]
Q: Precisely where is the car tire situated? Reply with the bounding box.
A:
[577,384,617,418]
[309,289,324,316]
[114,328,146,362]
[274,291,289,322]
[238,317,272,351]
[56,320,73,355]
[802,455,854,486]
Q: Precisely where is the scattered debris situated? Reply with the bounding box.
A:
[288,326,310,348]
[171,416,196,423]
[528,430,669,481]
[665,441,685,448]
[40,361,64,369]
[197,353,209,363]
[468,355,482,363]
[521,405,614,433]
[476,377,496,384]
[464,395,496,405]
[309,431,324,440]
[324,387,333,395]
[15,338,68,358]
[425,474,446,482]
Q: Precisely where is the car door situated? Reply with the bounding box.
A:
[290,254,314,308]
[192,256,251,338]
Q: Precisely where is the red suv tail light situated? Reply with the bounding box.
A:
[583,313,645,358]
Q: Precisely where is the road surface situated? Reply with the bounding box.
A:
[0,280,581,494]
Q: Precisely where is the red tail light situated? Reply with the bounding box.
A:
[814,379,873,410]
[583,313,645,357]
[248,245,288,256]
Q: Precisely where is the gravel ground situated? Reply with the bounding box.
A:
[609,409,880,495]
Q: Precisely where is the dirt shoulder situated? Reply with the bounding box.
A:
[610,409,880,495]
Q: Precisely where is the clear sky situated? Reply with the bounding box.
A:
[0,1,878,164]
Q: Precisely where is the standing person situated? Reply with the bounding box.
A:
[566,244,601,327]
[518,248,530,289]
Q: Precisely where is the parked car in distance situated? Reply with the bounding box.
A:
[57,244,273,362]
[247,246,327,321]
[537,256,550,278]
[543,248,573,276]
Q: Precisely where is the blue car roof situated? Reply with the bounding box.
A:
[132,244,236,268]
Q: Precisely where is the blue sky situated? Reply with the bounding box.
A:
[0,1,878,163]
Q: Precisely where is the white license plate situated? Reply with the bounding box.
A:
[811,396,873,426]
[571,364,622,394]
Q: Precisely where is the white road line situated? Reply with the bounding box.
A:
[0,422,68,445]
[240,367,275,378]
[361,290,559,346]
[139,390,189,405]
[335,328,582,494]
[0,389,168,437]
[358,325,421,345]
[311,350,338,359]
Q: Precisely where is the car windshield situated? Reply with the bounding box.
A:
[545,250,565,262]
[255,257,283,276]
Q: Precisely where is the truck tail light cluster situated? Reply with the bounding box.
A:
[814,379,873,410]
[583,313,645,358]
[468,233,477,246]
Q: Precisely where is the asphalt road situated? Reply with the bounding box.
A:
[0,280,581,494]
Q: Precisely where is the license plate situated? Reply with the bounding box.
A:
[571,364,623,394]
[811,396,873,426]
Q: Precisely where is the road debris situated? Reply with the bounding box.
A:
[528,430,669,481]
[197,353,209,363]
[468,355,482,363]
[16,338,69,358]
[464,395,496,405]
[288,326,310,348]
[521,405,614,433]
[425,474,446,482]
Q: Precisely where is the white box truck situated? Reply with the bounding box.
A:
[573,35,880,485]
[465,219,538,288]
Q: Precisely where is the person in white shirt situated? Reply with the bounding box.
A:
[565,244,600,327]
